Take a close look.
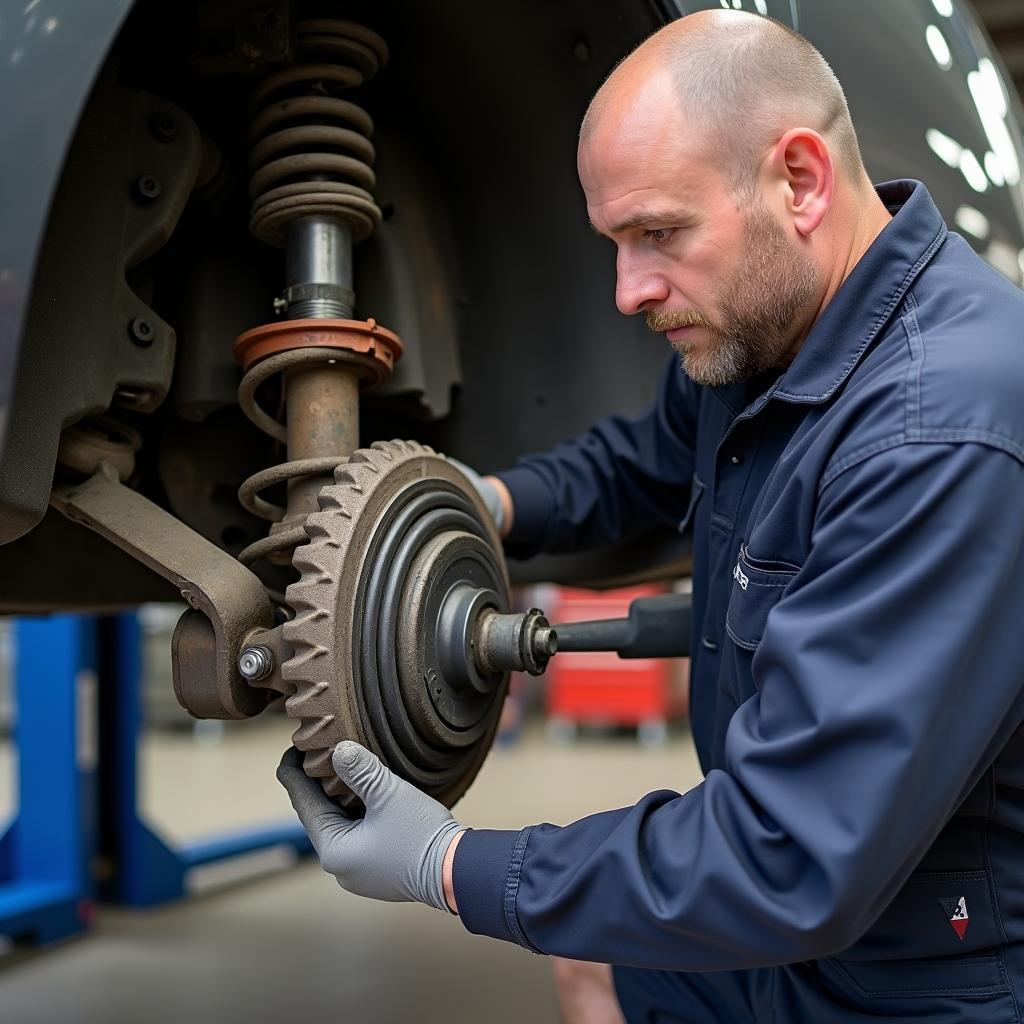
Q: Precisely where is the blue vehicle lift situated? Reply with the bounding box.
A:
[0,616,98,944]
[97,614,311,906]
[0,612,312,944]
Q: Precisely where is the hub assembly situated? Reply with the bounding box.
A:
[282,439,513,806]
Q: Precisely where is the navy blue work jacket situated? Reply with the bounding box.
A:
[453,181,1024,993]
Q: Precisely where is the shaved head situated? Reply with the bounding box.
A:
[578,9,892,389]
[582,11,866,196]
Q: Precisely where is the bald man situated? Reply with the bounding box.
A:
[279,11,1024,1022]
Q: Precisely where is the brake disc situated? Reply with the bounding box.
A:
[281,439,511,806]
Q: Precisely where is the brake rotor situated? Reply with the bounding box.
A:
[281,439,511,806]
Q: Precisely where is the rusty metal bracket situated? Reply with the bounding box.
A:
[50,466,275,719]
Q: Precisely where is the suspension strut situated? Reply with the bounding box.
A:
[233,18,403,572]
[225,19,520,802]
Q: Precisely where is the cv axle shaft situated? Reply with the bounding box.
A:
[464,591,693,678]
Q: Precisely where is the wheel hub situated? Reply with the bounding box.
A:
[282,439,510,805]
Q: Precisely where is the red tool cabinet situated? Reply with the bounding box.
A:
[545,585,686,743]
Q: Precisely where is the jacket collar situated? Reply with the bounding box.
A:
[769,179,948,405]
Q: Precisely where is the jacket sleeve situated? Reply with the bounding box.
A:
[495,355,699,560]
[454,440,1024,970]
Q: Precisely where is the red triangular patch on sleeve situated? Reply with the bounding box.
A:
[950,917,969,941]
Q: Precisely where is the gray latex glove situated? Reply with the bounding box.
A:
[446,456,506,533]
[277,742,465,912]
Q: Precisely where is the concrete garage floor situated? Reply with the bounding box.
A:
[0,718,702,1024]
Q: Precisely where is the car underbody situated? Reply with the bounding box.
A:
[1,0,1022,803]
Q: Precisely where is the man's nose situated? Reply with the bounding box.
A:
[615,252,669,315]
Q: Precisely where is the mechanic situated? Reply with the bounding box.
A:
[278,10,1024,1022]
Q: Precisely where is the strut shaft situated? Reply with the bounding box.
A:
[284,217,355,319]
[284,364,360,519]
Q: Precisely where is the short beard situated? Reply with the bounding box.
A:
[645,203,820,387]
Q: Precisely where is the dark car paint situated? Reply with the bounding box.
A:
[0,0,133,456]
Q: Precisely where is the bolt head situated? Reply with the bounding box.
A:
[150,111,178,142]
[128,316,154,347]
[135,175,162,203]
[238,646,273,681]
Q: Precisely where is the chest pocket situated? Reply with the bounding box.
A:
[725,545,799,650]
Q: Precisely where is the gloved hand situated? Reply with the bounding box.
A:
[277,742,465,912]
[446,456,508,535]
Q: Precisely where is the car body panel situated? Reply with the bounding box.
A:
[0,0,133,458]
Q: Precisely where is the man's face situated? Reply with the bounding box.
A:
[579,82,821,387]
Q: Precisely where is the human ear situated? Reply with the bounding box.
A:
[768,128,833,237]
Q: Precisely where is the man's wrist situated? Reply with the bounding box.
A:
[443,827,467,914]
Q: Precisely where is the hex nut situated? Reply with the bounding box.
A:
[238,646,274,681]
[128,317,154,347]
[134,175,162,203]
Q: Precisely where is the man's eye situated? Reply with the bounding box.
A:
[643,228,673,243]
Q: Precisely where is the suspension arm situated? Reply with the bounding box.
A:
[51,464,275,718]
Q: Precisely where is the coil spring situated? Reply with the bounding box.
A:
[236,346,383,568]
[247,18,387,254]
[237,19,391,570]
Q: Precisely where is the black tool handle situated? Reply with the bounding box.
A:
[552,591,691,659]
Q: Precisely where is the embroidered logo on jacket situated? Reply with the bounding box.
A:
[733,561,749,591]
[938,896,969,941]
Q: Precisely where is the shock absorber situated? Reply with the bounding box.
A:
[233,19,403,571]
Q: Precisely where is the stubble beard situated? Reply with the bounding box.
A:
[645,202,821,388]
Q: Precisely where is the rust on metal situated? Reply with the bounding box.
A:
[282,440,510,807]
[233,320,403,566]
[246,20,388,247]
[233,18,400,585]
[237,347,381,446]
[233,317,402,373]
[57,416,142,481]
[284,363,360,518]
[50,465,275,719]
